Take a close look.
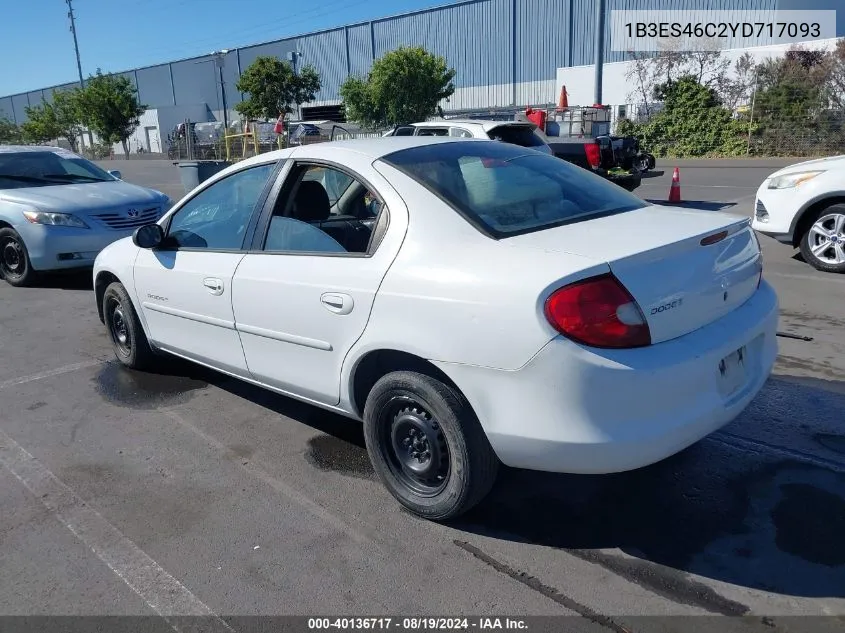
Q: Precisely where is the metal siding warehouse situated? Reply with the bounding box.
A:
[0,0,837,140]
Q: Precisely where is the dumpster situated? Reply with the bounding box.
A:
[174,160,231,194]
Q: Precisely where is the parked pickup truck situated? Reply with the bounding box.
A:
[544,135,643,192]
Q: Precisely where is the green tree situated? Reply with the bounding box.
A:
[76,70,146,156]
[340,46,456,128]
[625,76,748,157]
[235,56,321,120]
[752,46,834,155]
[21,89,84,151]
[0,116,23,144]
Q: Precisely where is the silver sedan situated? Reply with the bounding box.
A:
[0,145,171,286]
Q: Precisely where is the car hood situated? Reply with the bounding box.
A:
[765,154,845,179]
[0,180,167,216]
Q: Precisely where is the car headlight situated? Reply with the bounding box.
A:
[23,210,89,228]
[767,170,825,189]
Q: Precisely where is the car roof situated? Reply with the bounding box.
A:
[0,145,69,154]
[410,119,534,132]
[236,135,490,169]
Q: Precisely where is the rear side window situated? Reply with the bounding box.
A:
[380,141,646,239]
[487,125,546,148]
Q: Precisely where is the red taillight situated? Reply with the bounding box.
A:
[584,142,601,169]
[544,273,651,348]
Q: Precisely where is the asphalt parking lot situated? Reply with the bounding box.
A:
[1,157,844,629]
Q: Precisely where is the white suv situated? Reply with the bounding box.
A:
[383,119,553,155]
[752,155,845,273]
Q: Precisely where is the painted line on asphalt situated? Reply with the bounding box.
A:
[159,407,374,546]
[0,428,234,633]
[766,271,845,285]
[0,359,105,390]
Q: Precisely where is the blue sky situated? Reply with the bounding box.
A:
[0,0,449,96]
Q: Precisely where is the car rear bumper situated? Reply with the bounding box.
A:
[18,224,135,271]
[434,280,778,474]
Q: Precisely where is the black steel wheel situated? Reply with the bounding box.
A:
[381,399,451,497]
[105,295,132,358]
[363,370,499,521]
[0,227,37,287]
[102,281,157,369]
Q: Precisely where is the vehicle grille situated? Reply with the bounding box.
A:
[92,207,160,230]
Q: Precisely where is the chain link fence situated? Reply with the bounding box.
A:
[163,120,386,162]
[618,104,845,158]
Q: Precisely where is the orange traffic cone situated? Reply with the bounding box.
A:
[669,167,681,203]
[556,85,569,111]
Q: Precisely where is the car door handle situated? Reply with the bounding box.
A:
[320,292,354,315]
[203,277,224,295]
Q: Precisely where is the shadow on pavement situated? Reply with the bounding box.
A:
[646,200,738,212]
[122,358,845,602]
[641,170,665,179]
[37,270,93,291]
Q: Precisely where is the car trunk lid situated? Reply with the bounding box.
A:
[508,205,763,344]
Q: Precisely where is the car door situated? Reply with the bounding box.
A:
[231,156,406,406]
[133,160,278,376]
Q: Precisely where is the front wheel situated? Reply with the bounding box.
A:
[102,281,157,369]
[799,204,845,274]
[363,371,499,521]
[0,227,37,287]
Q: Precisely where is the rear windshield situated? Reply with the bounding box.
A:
[380,141,647,238]
[487,125,546,148]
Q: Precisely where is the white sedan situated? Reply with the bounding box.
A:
[751,154,845,273]
[93,137,778,520]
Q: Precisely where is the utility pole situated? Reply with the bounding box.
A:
[593,0,606,106]
[213,51,230,131]
[65,0,84,88]
[288,50,303,121]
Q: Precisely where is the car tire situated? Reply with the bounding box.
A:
[363,370,499,521]
[102,281,157,370]
[798,203,845,274]
[0,227,38,287]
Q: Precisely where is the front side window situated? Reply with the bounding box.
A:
[263,164,386,255]
[167,162,276,250]
[380,141,645,238]
[0,150,116,189]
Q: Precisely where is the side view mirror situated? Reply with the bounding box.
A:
[133,223,164,249]
[108,170,122,179]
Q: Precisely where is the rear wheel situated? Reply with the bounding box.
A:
[102,281,157,369]
[799,203,845,273]
[0,227,37,287]
[363,371,499,521]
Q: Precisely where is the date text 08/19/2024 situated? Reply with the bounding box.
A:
[307,618,528,630]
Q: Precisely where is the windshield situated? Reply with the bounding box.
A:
[380,141,647,238]
[0,150,116,190]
